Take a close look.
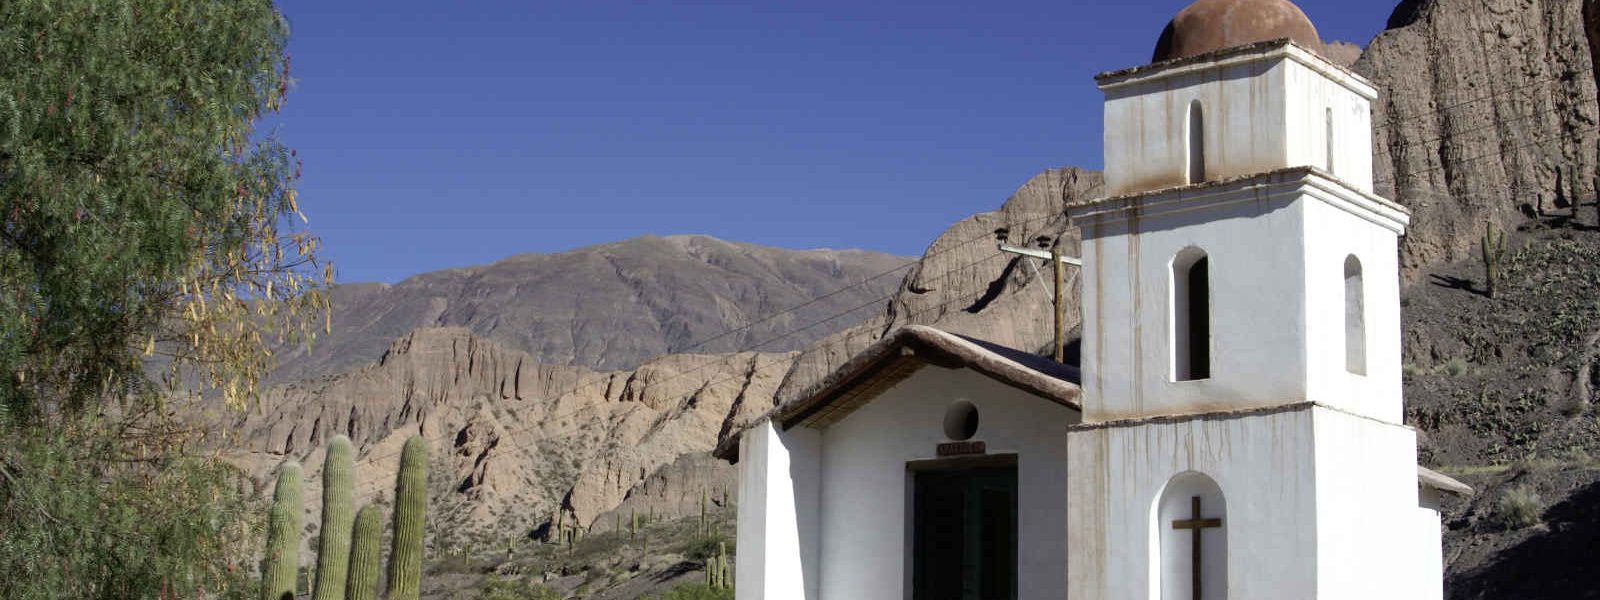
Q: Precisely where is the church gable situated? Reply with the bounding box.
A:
[716,325,1081,461]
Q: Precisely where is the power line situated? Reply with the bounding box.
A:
[1373,67,1594,133]
[1375,125,1600,189]
[1382,104,1582,155]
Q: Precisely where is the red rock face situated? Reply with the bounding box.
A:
[1152,0,1323,62]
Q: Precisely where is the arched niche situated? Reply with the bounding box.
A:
[1344,254,1366,375]
[1149,471,1228,600]
[1186,100,1207,185]
[1170,247,1211,381]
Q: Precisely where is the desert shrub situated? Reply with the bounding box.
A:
[478,576,563,600]
[655,583,735,600]
[1496,485,1543,529]
[1443,358,1471,377]
[683,535,734,563]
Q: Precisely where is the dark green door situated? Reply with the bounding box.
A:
[912,465,1018,600]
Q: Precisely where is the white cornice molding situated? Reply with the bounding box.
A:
[1070,168,1410,235]
[1096,40,1378,101]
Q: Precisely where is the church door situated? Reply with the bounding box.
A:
[911,465,1018,600]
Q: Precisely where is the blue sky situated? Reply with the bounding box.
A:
[271,0,1402,284]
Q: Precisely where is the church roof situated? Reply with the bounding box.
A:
[1418,466,1474,496]
[713,325,1081,462]
[1151,0,1323,62]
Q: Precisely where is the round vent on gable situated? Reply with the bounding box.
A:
[943,400,980,441]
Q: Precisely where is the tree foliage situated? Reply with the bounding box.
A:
[0,0,330,418]
[0,419,261,600]
[0,0,329,597]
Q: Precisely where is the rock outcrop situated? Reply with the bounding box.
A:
[1356,0,1599,277]
[231,327,794,547]
[773,167,1103,404]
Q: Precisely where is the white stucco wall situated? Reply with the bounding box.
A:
[1076,171,1408,424]
[736,421,821,600]
[815,366,1081,600]
[1066,403,1439,600]
[1067,405,1321,599]
[1282,59,1375,192]
[1099,44,1376,198]
[1310,408,1441,599]
[1301,194,1404,424]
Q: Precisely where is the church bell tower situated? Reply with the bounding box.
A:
[1065,1,1450,598]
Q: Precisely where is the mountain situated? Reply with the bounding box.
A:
[268,235,910,382]
[231,0,1600,596]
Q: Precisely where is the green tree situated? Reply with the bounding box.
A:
[0,1,328,598]
[0,0,330,418]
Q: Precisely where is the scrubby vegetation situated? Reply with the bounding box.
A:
[1496,485,1543,530]
[476,577,563,600]
[654,583,735,600]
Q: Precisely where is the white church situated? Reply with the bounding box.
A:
[714,0,1473,598]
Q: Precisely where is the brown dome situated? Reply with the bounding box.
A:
[1152,0,1323,62]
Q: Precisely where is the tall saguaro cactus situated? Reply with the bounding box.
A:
[345,505,383,600]
[1592,173,1598,227]
[1482,221,1507,298]
[385,436,429,600]
[262,462,304,600]
[312,436,355,600]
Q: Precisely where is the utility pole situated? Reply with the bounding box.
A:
[995,229,1082,363]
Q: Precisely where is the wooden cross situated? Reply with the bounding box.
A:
[1171,495,1223,600]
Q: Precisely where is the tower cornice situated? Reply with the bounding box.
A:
[1070,167,1410,235]
[1096,40,1376,101]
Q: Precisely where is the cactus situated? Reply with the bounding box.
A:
[700,488,708,536]
[345,504,382,600]
[262,462,304,600]
[386,436,428,600]
[1580,175,1593,228]
[630,508,638,541]
[1481,221,1506,298]
[311,436,355,600]
[706,541,731,589]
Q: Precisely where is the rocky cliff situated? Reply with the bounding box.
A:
[232,327,795,548]
[1357,0,1598,277]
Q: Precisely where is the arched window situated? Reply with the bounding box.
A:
[1187,101,1206,184]
[1172,248,1211,381]
[1344,255,1366,375]
[1325,107,1336,174]
[1151,472,1228,600]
